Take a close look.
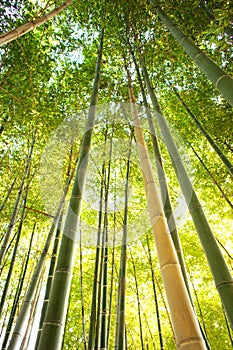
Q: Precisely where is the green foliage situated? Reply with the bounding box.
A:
[0,1,232,349]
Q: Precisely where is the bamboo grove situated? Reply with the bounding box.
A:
[0,0,232,349]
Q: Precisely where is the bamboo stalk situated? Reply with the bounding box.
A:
[127,69,206,349]
[0,0,74,46]
[150,2,233,107]
[88,164,104,350]
[37,29,104,350]
[116,136,132,350]
[141,60,233,329]
[171,84,233,177]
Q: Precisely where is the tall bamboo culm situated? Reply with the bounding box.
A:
[126,69,206,350]
[141,60,233,329]
[150,2,233,107]
[37,29,104,350]
[171,84,233,177]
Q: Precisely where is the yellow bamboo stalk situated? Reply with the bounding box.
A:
[127,79,206,350]
[0,0,74,46]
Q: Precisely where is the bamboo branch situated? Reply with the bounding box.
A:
[0,0,74,46]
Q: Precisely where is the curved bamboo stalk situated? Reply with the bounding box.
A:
[37,29,104,350]
[126,69,206,349]
[141,60,233,329]
[150,2,233,107]
[0,0,74,46]
[171,84,233,177]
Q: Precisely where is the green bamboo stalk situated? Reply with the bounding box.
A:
[0,131,36,266]
[106,128,116,349]
[142,60,233,329]
[0,185,29,315]
[145,233,163,350]
[100,155,112,349]
[35,212,64,348]
[1,223,36,350]
[37,29,104,350]
[79,225,87,350]
[150,2,233,107]
[142,309,157,350]
[88,164,104,350]
[20,270,43,350]
[188,268,209,342]
[0,0,74,46]
[186,140,233,209]
[36,147,75,347]
[127,32,194,308]
[116,136,132,350]
[171,84,233,176]
[7,172,71,349]
[94,222,105,349]
[129,249,144,350]
[0,177,17,214]
[127,68,206,349]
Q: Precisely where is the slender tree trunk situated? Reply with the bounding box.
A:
[145,233,164,350]
[127,69,206,349]
[129,249,144,350]
[186,140,233,209]
[1,223,35,350]
[35,212,64,348]
[100,156,111,349]
[188,268,209,341]
[35,147,75,347]
[0,178,16,214]
[94,224,105,350]
[0,131,35,266]
[20,271,43,350]
[131,50,190,293]
[106,129,116,349]
[224,141,233,153]
[79,225,87,350]
[141,60,233,329]
[0,182,29,315]
[171,84,233,176]
[37,29,104,350]
[0,0,74,46]
[150,2,233,107]
[116,136,132,350]
[88,164,104,350]
[143,310,157,350]
[7,175,71,349]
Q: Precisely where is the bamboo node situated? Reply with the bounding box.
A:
[194,51,205,62]
[215,75,230,89]
[216,280,233,288]
[43,321,63,326]
[179,337,204,348]
[161,262,179,272]
[55,268,72,274]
